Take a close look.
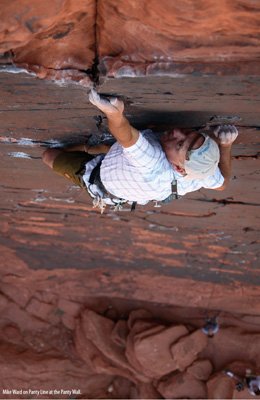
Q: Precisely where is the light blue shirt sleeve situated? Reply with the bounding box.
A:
[177,167,224,195]
[201,167,224,189]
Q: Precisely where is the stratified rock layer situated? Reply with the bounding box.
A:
[1,0,260,79]
[97,0,260,76]
[0,70,259,399]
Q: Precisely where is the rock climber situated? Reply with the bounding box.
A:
[42,89,238,212]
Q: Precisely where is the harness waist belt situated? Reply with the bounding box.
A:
[89,161,121,200]
[88,161,180,204]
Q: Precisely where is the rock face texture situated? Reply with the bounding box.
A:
[0,1,260,399]
[1,285,260,399]
[0,0,96,82]
[1,0,260,79]
[97,0,260,77]
[0,69,259,399]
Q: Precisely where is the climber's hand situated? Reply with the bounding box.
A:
[214,125,238,147]
[89,89,124,116]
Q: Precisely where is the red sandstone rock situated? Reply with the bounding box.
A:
[187,359,213,381]
[207,373,235,399]
[134,382,162,399]
[126,320,169,382]
[78,309,128,367]
[0,10,259,396]
[170,329,208,371]
[75,316,120,379]
[0,1,65,52]
[157,371,207,399]
[207,361,260,399]
[57,298,82,330]
[97,0,260,76]
[0,293,9,312]
[127,309,154,329]
[125,309,160,377]
[26,297,54,321]
[1,0,259,81]
[0,0,96,79]
[0,342,114,399]
[224,360,259,380]
[74,309,142,382]
[0,302,49,334]
[134,324,168,344]
[1,281,32,308]
[105,376,136,399]
[125,319,158,382]
[133,325,189,378]
[200,328,260,371]
[111,320,129,347]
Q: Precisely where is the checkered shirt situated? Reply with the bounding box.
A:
[100,130,174,204]
[83,130,224,205]
[99,130,224,204]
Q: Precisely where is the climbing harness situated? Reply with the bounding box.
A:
[85,161,180,213]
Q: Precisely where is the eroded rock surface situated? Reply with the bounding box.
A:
[0,69,259,398]
[0,0,95,82]
[0,285,260,400]
[97,0,260,77]
[0,2,259,398]
[1,0,260,80]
